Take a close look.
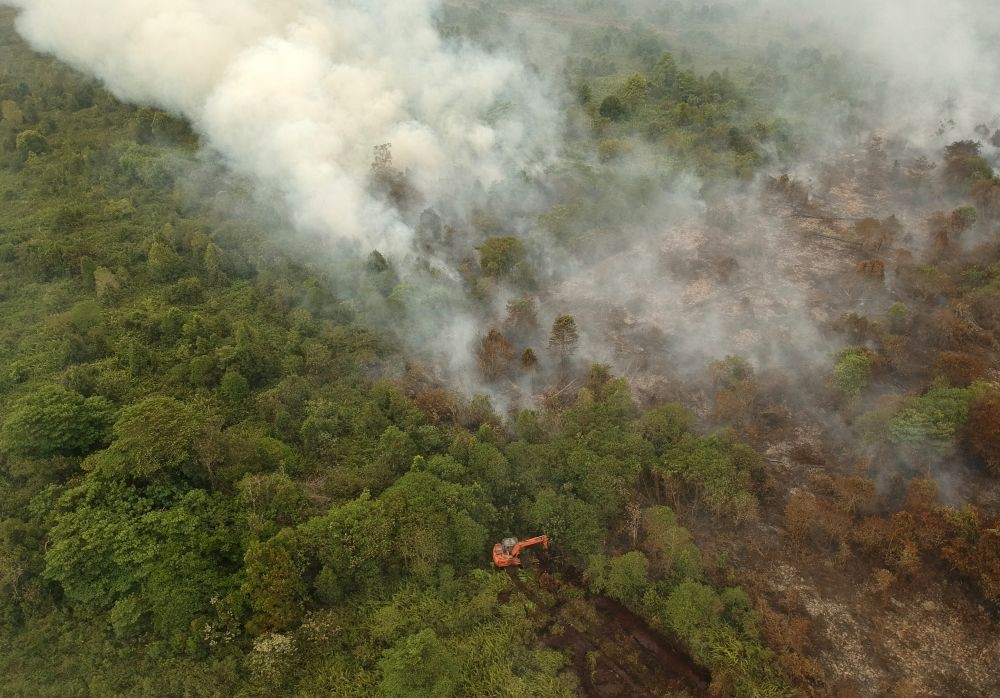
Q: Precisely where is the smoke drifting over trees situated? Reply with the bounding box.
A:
[6,0,998,395]
[5,0,560,253]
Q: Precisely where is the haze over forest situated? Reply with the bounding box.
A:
[0,1,998,696]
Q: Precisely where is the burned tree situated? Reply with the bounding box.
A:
[477,329,514,380]
[520,348,539,371]
[943,140,992,189]
[906,155,936,191]
[504,297,539,344]
[371,142,393,175]
[369,142,417,208]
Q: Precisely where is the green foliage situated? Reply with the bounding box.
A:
[642,506,703,581]
[888,383,974,448]
[528,490,604,559]
[598,95,626,121]
[109,595,144,639]
[832,346,873,398]
[381,470,492,575]
[368,572,576,697]
[477,236,526,278]
[285,499,385,608]
[903,264,953,300]
[375,425,417,477]
[44,479,239,641]
[663,435,760,520]
[662,580,724,654]
[953,205,978,228]
[944,141,995,189]
[378,628,461,697]
[15,128,48,154]
[618,73,649,110]
[512,409,545,443]
[586,550,650,607]
[220,369,250,404]
[236,471,310,536]
[1,384,113,457]
[597,138,628,161]
[585,509,787,697]
[576,48,784,178]
[886,302,908,332]
[465,440,511,499]
[244,533,307,635]
[562,374,636,433]
[638,403,693,453]
[147,240,183,282]
[104,396,211,477]
[660,581,789,696]
[548,314,580,360]
[712,355,753,388]
[79,255,97,290]
[188,354,216,386]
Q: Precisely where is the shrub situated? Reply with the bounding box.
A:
[831,347,873,399]
[15,129,48,155]
[888,384,973,448]
[586,551,650,608]
[965,388,1000,472]
[637,404,693,453]
[477,237,526,278]
[147,240,183,282]
[663,435,759,520]
[597,138,628,161]
[886,302,909,332]
[598,95,626,121]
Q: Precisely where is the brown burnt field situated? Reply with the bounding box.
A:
[502,561,711,697]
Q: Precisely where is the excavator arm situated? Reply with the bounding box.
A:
[511,535,549,557]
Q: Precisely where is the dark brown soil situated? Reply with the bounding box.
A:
[503,566,710,697]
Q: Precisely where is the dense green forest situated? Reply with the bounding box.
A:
[2,2,1000,697]
[0,10,791,696]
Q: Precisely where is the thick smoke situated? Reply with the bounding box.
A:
[5,0,998,412]
[480,0,1000,411]
[5,0,560,255]
[758,0,1000,120]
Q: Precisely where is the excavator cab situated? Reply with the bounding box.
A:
[493,534,548,568]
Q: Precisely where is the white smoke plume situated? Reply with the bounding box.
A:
[5,0,998,408]
[741,0,1000,145]
[5,0,561,254]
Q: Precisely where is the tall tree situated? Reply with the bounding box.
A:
[548,314,580,363]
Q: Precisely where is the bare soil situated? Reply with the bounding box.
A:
[502,564,710,697]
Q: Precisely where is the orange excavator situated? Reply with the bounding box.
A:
[492,535,549,568]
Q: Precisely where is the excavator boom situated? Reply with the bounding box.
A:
[511,535,549,557]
